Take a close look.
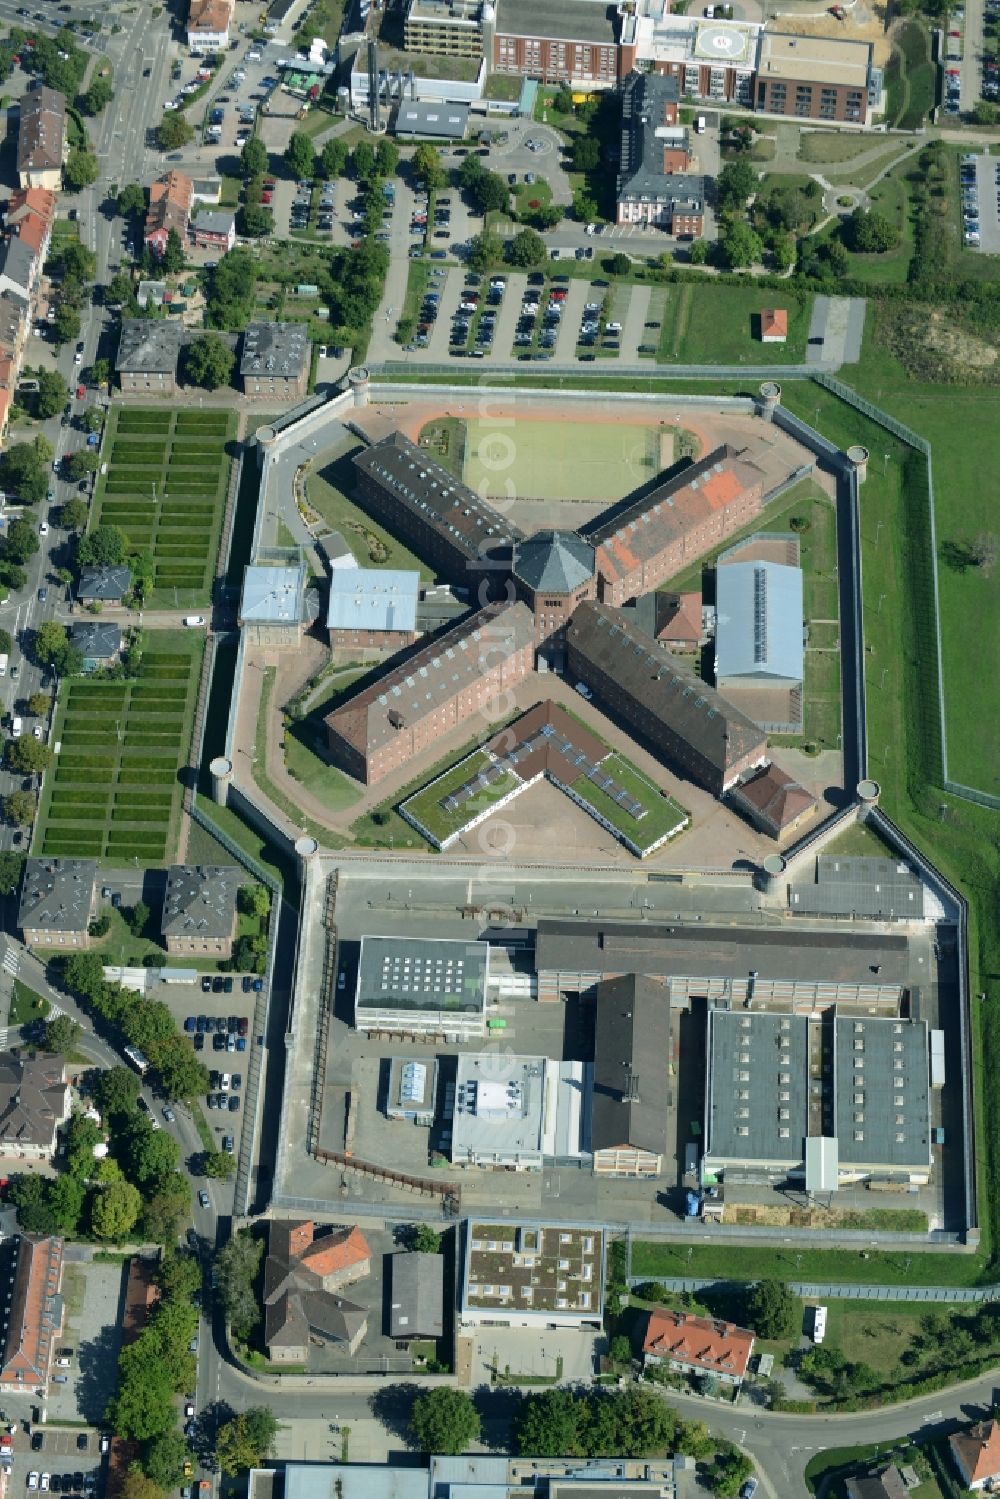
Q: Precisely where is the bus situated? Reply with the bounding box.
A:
[123,1045,150,1076]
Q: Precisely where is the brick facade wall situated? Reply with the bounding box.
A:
[492,32,618,84]
[755,76,867,123]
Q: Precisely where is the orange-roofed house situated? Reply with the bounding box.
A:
[656,590,703,651]
[0,1234,64,1388]
[759,308,788,343]
[263,1221,371,1364]
[186,0,234,51]
[642,1307,755,1390]
[5,187,56,266]
[950,1420,1000,1491]
[144,171,193,258]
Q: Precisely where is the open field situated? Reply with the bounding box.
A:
[657,284,812,365]
[33,632,203,865]
[630,1236,986,1287]
[92,406,236,608]
[462,417,659,503]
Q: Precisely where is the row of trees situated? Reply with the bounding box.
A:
[108,1251,200,1442]
[62,950,210,1103]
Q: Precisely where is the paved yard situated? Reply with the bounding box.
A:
[47,1261,127,1426]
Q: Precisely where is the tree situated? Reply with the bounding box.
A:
[106,270,135,308]
[718,220,763,270]
[319,138,348,180]
[141,1178,190,1244]
[7,737,53,774]
[82,406,104,434]
[9,1175,59,1234]
[552,85,574,113]
[572,136,600,171]
[745,1279,801,1341]
[352,140,375,180]
[81,72,113,116]
[232,933,266,975]
[844,207,898,254]
[409,1388,480,1456]
[716,159,758,213]
[63,449,99,481]
[48,1173,86,1234]
[467,231,504,271]
[216,1230,264,1341]
[711,1448,754,1499]
[60,497,89,532]
[412,142,444,189]
[285,131,316,181]
[151,1038,209,1104]
[240,136,268,179]
[117,183,146,217]
[0,440,50,504]
[411,1223,441,1253]
[572,187,598,223]
[0,851,24,895]
[53,302,81,345]
[5,518,40,564]
[109,1356,176,1440]
[0,630,10,656]
[64,1112,105,1178]
[141,1434,189,1490]
[41,1013,80,1056]
[157,112,194,150]
[34,620,71,666]
[609,1334,632,1367]
[32,366,67,419]
[161,228,186,274]
[689,239,708,265]
[64,148,99,191]
[506,228,546,268]
[239,204,274,239]
[122,1474,165,1499]
[375,138,399,176]
[773,234,796,272]
[3,790,36,827]
[95,1065,141,1116]
[91,1179,142,1240]
[608,252,630,277]
[470,171,510,215]
[215,1409,279,1476]
[203,1150,236,1179]
[78,524,128,567]
[238,882,270,919]
[127,900,150,938]
[183,333,235,391]
[514,1390,582,1456]
[972,99,999,125]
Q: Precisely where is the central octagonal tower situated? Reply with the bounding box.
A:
[511,530,598,668]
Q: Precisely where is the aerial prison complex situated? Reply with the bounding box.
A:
[323,425,813,821]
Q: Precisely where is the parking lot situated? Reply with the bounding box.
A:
[961,152,1000,253]
[46,1262,126,1428]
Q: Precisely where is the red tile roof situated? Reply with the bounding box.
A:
[642,1308,754,1379]
[0,1235,63,1386]
[950,1421,1000,1486]
[760,308,788,340]
[300,1226,370,1278]
[657,591,702,644]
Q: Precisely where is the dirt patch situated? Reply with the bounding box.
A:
[772,11,892,67]
[877,302,1000,383]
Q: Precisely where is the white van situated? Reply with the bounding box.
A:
[0,654,8,677]
[11,717,22,739]
[812,1305,827,1344]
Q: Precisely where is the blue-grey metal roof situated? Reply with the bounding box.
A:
[834,1015,930,1169]
[285,1465,426,1499]
[707,1010,808,1166]
[327,567,419,633]
[70,622,121,661]
[395,101,470,138]
[715,559,803,684]
[512,530,595,595]
[240,565,305,624]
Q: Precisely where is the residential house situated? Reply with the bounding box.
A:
[4,188,56,268]
[642,1308,755,1389]
[759,308,787,343]
[0,1235,64,1388]
[186,0,235,51]
[0,1055,69,1161]
[844,1465,910,1499]
[161,864,240,957]
[190,209,236,253]
[388,1253,444,1340]
[949,1420,1000,1492]
[0,238,38,303]
[70,621,122,671]
[76,565,132,610]
[263,1221,371,1363]
[240,322,310,402]
[144,170,193,257]
[18,857,98,951]
[116,318,182,395]
[16,83,66,191]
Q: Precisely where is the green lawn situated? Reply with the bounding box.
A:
[9,981,50,1026]
[630,1237,986,1287]
[252,669,348,847]
[657,284,812,365]
[33,631,204,866]
[463,415,658,503]
[565,752,689,854]
[92,405,236,608]
[401,748,521,845]
[306,439,436,582]
[283,722,361,816]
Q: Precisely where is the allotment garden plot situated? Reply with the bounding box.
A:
[93,407,237,607]
[34,636,203,864]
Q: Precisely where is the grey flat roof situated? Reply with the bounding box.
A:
[452,1053,548,1161]
[536,918,911,988]
[708,1010,808,1164]
[241,320,309,378]
[161,864,240,940]
[194,209,236,234]
[0,238,37,293]
[789,856,926,920]
[495,0,618,43]
[284,1465,427,1499]
[241,564,305,624]
[716,559,804,684]
[356,936,488,1015]
[327,567,419,632]
[18,858,96,934]
[834,1015,930,1169]
[116,317,182,373]
[396,101,470,138]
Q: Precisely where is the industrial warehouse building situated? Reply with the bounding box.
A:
[354,936,492,1039]
[715,532,804,734]
[591,974,670,1177]
[451,1052,587,1169]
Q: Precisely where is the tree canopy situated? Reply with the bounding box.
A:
[183,333,235,390]
[215,1229,264,1342]
[745,1279,802,1341]
[240,137,268,180]
[716,159,758,214]
[64,148,99,191]
[409,1388,480,1456]
[0,438,51,505]
[215,1409,279,1476]
[157,112,194,151]
[285,132,316,180]
[78,523,128,567]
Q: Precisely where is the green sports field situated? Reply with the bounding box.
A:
[462,417,660,503]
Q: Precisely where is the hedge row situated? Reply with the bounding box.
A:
[46,804,108,822]
[117,768,176,784]
[41,836,104,854]
[116,413,171,430]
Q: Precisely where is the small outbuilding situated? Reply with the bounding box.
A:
[759,308,788,343]
[388,1252,444,1340]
